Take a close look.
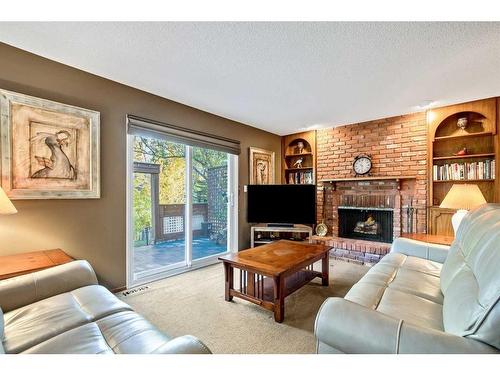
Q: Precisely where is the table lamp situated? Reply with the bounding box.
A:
[0,186,17,215]
[440,184,486,234]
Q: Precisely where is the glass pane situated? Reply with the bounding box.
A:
[133,135,186,274]
[191,147,229,260]
[133,172,152,247]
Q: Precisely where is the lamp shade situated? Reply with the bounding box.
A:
[440,184,486,210]
[0,187,17,215]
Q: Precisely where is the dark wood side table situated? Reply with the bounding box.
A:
[0,249,74,280]
[400,233,454,246]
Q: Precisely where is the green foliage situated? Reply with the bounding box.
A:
[133,172,152,238]
[133,136,227,204]
[133,136,228,241]
[192,146,227,203]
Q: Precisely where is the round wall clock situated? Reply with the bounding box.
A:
[353,154,372,176]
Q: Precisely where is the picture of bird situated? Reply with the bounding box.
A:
[30,130,76,180]
[293,157,304,168]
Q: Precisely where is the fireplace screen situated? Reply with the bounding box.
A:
[338,208,393,243]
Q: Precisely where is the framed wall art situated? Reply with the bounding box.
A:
[249,147,275,185]
[0,89,100,199]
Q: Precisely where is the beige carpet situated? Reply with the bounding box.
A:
[118,259,368,354]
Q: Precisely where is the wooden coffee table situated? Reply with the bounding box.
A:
[219,240,332,322]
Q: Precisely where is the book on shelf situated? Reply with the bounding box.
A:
[433,159,495,181]
[288,170,313,184]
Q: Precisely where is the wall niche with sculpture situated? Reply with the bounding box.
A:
[281,131,316,185]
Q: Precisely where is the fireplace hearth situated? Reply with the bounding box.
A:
[338,208,393,243]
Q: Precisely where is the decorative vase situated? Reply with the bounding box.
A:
[457,117,468,130]
[296,141,305,154]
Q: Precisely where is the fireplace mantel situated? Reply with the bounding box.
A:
[320,175,417,190]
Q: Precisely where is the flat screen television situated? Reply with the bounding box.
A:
[247,184,316,225]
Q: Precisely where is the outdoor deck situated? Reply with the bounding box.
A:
[134,237,227,273]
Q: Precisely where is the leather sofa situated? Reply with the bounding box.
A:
[314,203,500,354]
[0,260,211,354]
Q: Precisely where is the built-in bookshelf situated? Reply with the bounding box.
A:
[427,98,499,236]
[433,159,495,181]
[287,170,314,184]
[281,131,316,185]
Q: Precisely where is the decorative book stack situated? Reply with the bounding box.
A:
[287,170,314,184]
[433,159,495,181]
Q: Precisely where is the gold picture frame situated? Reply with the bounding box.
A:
[249,147,275,185]
[0,89,100,199]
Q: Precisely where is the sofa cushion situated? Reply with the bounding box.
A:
[344,252,444,329]
[3,285,132,353]
[23,311,172,354]
[376,289,444,330]
[389,268,442,304]
[440,204,500,349]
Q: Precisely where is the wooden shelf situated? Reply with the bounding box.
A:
[433,131,493,142]
[282,131,316,184]
[433,153,495,161]
[321,175,416,182]
[433,179,495,183]
[427,99,498,236]
[321,175,417,191]
[285,167,313,172]
[284,152,313,157]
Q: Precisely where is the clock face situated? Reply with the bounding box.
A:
[353,156,372,175]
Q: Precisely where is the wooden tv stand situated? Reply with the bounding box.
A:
[250,224,313,247]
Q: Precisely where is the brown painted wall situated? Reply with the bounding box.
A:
[0,43,281,289]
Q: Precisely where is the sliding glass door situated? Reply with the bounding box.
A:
[191,146,229,260]
[127,133,238,287]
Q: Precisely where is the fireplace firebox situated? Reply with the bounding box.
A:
[338,208,394,243]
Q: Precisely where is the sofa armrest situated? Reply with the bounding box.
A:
[398,321,497,354]
[315,297,401,353]
[151,335,212,354]
[390,237,450,263]
[314,298,497,354]
[0,260,98,313]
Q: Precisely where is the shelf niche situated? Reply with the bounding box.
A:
[281,131,316,185]
[427,98,499,236]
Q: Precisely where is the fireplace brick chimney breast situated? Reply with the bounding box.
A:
[313,112,428,264]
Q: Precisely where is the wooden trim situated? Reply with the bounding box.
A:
[110,286,127,293]
[433,131,493,141]
[320,175,416,182]
[432,153,495,161]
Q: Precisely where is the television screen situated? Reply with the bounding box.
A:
[247,184,316,224]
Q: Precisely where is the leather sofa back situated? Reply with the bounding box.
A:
[440,204,500,349]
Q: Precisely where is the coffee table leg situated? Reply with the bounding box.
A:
[322,253,329,286]
[224,262,233,301]
[273,276,285,323]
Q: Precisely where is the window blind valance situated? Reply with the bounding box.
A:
[127,114,241,155]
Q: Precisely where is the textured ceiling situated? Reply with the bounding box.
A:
[0,22,499,135]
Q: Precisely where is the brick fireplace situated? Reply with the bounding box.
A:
[312,112,428,264]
